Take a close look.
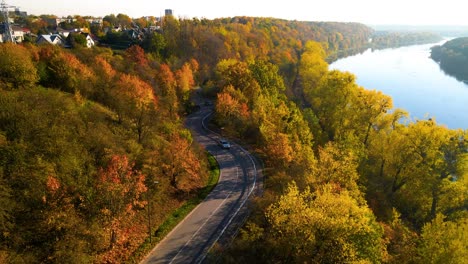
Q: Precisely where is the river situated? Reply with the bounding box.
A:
[329,40,468,129]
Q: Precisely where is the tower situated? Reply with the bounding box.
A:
[165,9,173,16]
[1,0,15,43]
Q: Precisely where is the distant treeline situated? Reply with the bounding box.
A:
[370,31,442,49]
[327,31,446,62]
[431,37,468,81]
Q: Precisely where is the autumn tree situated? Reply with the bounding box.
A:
[250,95,315,179]
[155,64,179,119]
[0,43,39,89]
[96,155,147,248]
[263,183,384,263]
[116,13,132,28]
[215,85,250,136]
[175,62,195,102]
[125,45,149,68]
[89,56,117,105]
[382,209,419,264]
[215,59,261,106]
[298,41,328,103]
[364,120,467,225]
[354,88,394,146]
[418,214,467,263]
[38,45,94,95]
[0,170,12,248]
[308,142,361,199]
[304,70,358,142]
[259,122,294,168]
[159,132,202,191]
[111,73,157,143]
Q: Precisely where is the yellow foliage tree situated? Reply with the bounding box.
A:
[0,43,38,89]
[266,182,384,263]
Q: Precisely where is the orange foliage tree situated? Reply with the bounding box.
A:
[38,45,94,95]
[96,155,147,248]
[155,64,179,119]
[111,73,157,142]
[160,133,202,191]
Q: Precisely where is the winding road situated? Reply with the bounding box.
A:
[140,103,262,264]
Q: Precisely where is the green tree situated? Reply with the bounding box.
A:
[103,14,118,26]
[68,33,88,48]
[142,32,166,59]
[249,60,285,100]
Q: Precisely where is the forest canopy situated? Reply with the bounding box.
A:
[0,15,466,263]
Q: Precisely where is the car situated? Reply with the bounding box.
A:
[219,139,231,149]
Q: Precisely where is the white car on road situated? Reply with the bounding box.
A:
[219,139,231,149]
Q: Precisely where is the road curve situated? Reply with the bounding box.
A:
[140,105,260,264]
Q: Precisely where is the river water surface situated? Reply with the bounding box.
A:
[330,40,468,129]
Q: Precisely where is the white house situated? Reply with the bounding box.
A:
[82,33,95,48]
[56,27,79,38]
[11,25,31,43]
[67,32,96,48]
[0,25,30,43]
[36,34,66,46]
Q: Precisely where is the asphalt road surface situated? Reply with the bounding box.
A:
[140,103,261,264]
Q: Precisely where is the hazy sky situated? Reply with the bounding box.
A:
[9,0,468,25]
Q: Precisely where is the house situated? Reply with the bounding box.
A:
[65,32,96,48]
[82,33,96,48]
[85,18,103,27]
[125,28,145,40]
[45,17,76,27]
[84,33,97,48]
[11,25,29,43]
[0,25,30,43]
[56,27,79,38]
[36,34,66,46]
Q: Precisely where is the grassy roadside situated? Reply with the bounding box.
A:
[129,153,220,263]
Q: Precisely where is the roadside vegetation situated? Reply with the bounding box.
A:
[129,153,219,262]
